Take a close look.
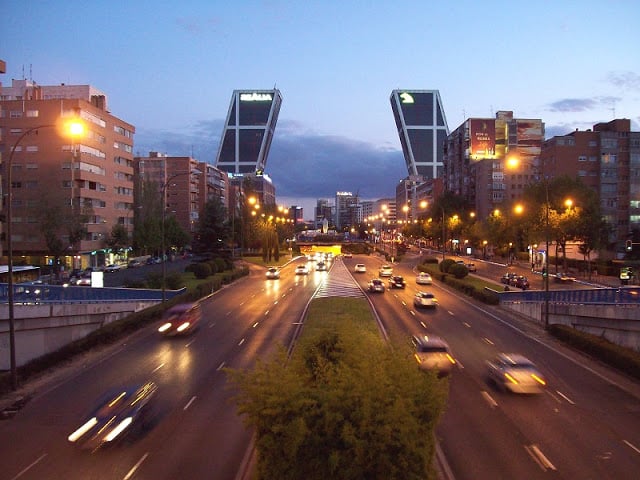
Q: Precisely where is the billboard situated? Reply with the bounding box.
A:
[469,119,496,160]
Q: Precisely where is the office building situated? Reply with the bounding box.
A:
[335,191,359,230]
[0,79,134,269]
[444,111,544,219]
[540,118,640,251]
[215,89,282,176]
[390,89,449,179]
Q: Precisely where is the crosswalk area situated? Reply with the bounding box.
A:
[312,257,365,299]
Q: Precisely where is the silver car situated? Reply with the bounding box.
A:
[412,334,455,376]
[367,278,385,293]
[486,353,547,394]
[416,272,433,285]
[414,291,438,308]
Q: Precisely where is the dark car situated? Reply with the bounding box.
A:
[513,275,530,290]
[68,381,157,450]
[388,275,406,289]
[501,272,517,285]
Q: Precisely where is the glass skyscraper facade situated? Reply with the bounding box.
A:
[390,90,449,179]
[215,89,283,175]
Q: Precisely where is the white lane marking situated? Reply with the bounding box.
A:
[526,444,556,471]
[624,439,640,455]
[481,390,498,408]
[152,363,165,373]
[401,300,407,306]
[225,311,232,316]
[185,339,196,348]
[483,337,495,345]
[217,362,226,371]
[410,310,416,317]
[238,338,245,346]
[264,310,270,316]
[447,310,454,316]
[10,453,47,480]
[123,453,149,480]
[252,322,259,328]
[183,396,197,411]
[208,322,216,328]
[463,322,472,328]
[273,300,278,305]
[420,321,427,329]
[556,390,575,405]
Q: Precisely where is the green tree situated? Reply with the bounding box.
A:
[194,197,230,254]
[106,223,130,255]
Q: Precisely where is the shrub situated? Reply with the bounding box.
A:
[193,262,212,279]
[439,258,456,273]
[166,271,184,290]
[215,257,227,272]
[448,263,469,279]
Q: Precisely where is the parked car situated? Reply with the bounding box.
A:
[416,272,433,285]
[388,275,406,289]
[158,302,202,336]
[266,267,280,279]
[104,264,121,273]
[513,275,530,290]
[501,272,517,285]
[68,381,157,450]
[486,353,547,394]
[295,264,309,275]
[354,263,367,273]
[128,259,143,268]
[367,278,386,293]
[379,265,393,277]
[412,334,455,376]
[414,291,438,308]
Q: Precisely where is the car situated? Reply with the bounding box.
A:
[266,267,280,279]
[554,272,576,283]
[414,291,438,308]
[354,263,367,273]
[379,265,393,277]
[316,262,328,271]
[343,253,353,258]
[501,272,517,285]
[68,381,157,450]
[74,274,92,286]
[158,302,202,336]
[388,275,406,289]
[486,353,547,394]
[466,262,477,272]
[128,259,143,268]
[513,275,530,290]
[412,334,456,376]
[104,263,121,273]
[295,264,309,275]
[367,278,385,293]
[415,272,433,285]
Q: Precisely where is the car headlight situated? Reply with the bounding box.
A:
[105,417,133,442]
[158,322,173,333]
[68,417,98,442]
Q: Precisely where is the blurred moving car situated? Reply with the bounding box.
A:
[554,272,576,283]
[68,381,157,450]
[367,278,386,293]
[316,262,328,271]
[414,291,438,308]
[412,334,455,376]
[295,264,309,275]
[388,275,406,289]
[128,259,143,268]
[158,302,202,336]
[465,262,477,272]
[104,264,121,273]
[379,265,393,277]
[354,264,367,273]
[343,253,353,258]
[266,267,280,279]
[415,272,433,285]
[486,353,547,394]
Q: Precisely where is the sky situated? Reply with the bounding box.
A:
[2,0,639,219]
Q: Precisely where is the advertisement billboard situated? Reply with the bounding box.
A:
[469,119,496,160]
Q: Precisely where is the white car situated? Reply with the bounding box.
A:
[379,265,393,277]
[414,291,438,308]
[266,267,280,279]
[295,264,309,275]
[416,272,433,285]
[412,334,456,376]
[486,353,547,394]
[103,264,121,273]
[354,264,367,273]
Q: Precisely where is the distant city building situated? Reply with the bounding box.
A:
[133,152,203,237]
[315,198,333,229]
[390,89,449,179]
[541,118,640,252]
[0,79,134,269]
[335,191,359,230]
[215,89,282,176]
[444,111,544,219]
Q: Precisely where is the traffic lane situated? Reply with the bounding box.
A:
[0,266,318,480]
[422,287,640,479]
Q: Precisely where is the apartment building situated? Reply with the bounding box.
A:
[0,79,134,269]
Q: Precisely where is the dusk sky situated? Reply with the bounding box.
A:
[3,0,639,219]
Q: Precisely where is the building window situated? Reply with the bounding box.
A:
[578,155,587,162]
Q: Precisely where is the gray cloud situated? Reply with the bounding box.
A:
[607,71,640,90]
[548,98,598,112]
[134,119,407,200]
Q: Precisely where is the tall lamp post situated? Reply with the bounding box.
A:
[441,208,446,261]
[5,120,84,390]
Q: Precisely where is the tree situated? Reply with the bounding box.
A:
[194,197,230,254]
[106,223,130,256]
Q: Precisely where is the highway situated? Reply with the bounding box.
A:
[1,252,639,479]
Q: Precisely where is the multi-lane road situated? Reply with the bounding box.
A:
[1,252,639,479]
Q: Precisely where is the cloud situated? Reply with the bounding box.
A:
[547,98,598,112]
[607,71,640,90]
[133,118,408,200]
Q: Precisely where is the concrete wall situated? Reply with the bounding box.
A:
[501,301,640,353]
[0,301,157,370]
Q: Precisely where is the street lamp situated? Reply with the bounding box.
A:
[5,119,84,390]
